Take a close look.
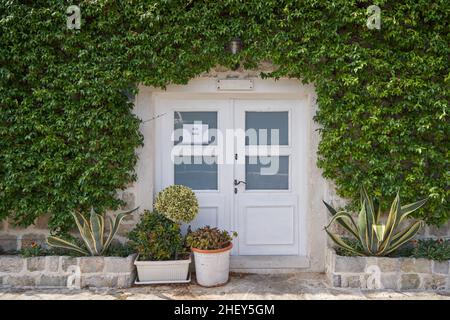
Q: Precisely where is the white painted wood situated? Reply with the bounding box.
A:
[233,100,307,256]
[153,81,309,264]
[155,98,233,234]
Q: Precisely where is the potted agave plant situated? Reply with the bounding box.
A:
[129,185,199,283]
[186,226,237,287]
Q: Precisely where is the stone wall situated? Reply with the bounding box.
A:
[0,254,137,288]
[326,248,449,291]
[0,189,139,253]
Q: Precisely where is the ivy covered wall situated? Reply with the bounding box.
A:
[0,0,448,233]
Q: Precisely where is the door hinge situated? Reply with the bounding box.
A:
[235,154,238,160]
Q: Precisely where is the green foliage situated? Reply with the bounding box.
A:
[186,226,237,251]
[324,187,427,256]
[46,207,136,256]
[19,242,46,257]
[154,185,199,223]
[0,1,448,231]
[337,238,450,262]
[127,210,185,261]
[412,239,450,262]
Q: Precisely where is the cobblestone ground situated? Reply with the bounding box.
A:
[1,273,449,300]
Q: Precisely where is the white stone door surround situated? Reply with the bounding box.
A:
[133,78,329,272]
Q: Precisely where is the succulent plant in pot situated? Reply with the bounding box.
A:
[186,226,237,287]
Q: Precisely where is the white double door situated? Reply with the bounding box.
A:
[155,97,307,256]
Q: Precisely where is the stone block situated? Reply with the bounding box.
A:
[422,274,447,291]
[61,256,78,272]
[46,256,60,272]
[81,274,118,288]
[120,192,136,211]
[400,274,421,290]
[330,274,341,287]
[27,257,46,272]
[117,274,135,288]
[34,215,49,230]
[103,257,133,273]
[79,257,104,273]
[380,273,399,290]
[400,258,431,273]
[433,261,449,275]
[0,256,24,273]
[4,275,36,287]
[376,258,400,272]
[39,275,68,287]
[335,255,366,273]
[428,224,449,237]
[0,234,18,252]
[341,275,361,288]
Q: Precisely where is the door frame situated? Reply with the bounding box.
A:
[140,78,316,271]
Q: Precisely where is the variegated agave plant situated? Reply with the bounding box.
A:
[47,207,138,256]
[324,187,427,256]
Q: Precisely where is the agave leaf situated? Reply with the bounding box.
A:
[323,201,360,239]
[323,200,338,215]
[72,211,95,255]
[325,210,360,239]
[90,209,104,255]
[360,187,376,252]
[383,221,424,255]
[102,214,125,255]
[325,229,364,256]
[357,203,371,254]
[372,224,386,243]
[398,198,428,224]
[102,207,138,254]
[373,197,381,224]
[46,236,88,256]
[378,192,401,252]
[82,221,97,255]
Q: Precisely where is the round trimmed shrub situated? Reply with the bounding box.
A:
[154,185,199,223]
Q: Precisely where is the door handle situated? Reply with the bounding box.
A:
[234,179,247,186]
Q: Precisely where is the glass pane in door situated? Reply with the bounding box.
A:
[174,156,218,190]
[245,156,289,190]
[174,111,217,145]
[245,111,288,145]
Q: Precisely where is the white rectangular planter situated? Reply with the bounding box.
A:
[134,256,191,283]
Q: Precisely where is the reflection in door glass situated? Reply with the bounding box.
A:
[174,156,218,190]
[174,112,217,145]
[245,111,288,145]
[245,156,289,190]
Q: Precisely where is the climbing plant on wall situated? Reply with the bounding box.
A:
[0,0,448,232]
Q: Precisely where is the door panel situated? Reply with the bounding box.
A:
[156,99,233,235]
[156,97,305,256]
[237,194,299,255]
[234,100,301,255]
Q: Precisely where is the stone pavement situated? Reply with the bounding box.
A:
[1,273,449,300]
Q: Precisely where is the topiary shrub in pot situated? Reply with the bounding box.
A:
[128,210,192,283]
[186,226,237,287]
[154,184,199,223]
